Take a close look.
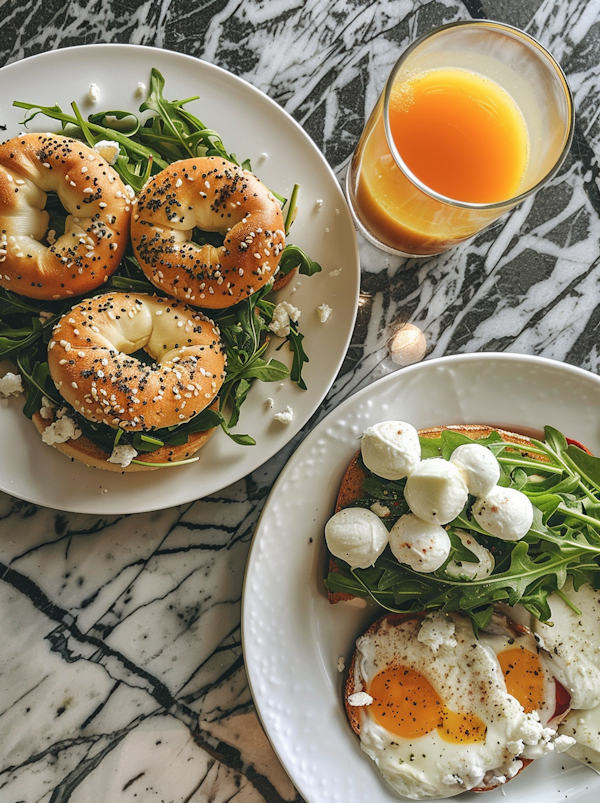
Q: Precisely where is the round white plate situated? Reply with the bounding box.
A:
[0,44,359,513]
[243,353,600,803]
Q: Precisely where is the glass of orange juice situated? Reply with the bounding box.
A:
[346,21,574,257]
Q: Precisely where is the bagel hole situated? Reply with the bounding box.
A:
[130,347,157,367]
[43,191,68,245]
[191,228,225,248]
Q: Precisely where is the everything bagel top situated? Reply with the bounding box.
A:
[0,132,131,299]
[130,156,285,309]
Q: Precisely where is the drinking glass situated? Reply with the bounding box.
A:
[346,20,574,257]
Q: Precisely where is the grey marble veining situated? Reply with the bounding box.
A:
[1,1,600,801]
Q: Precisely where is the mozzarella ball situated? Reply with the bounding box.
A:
[404,458,468,525]
[360,421,421,481]
[325,508,390,569]
[389,513,451,572]
[445,529,495,580]
[450,443,501,497]
[472,486,533,541]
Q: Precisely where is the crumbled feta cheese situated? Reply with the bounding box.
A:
[417,612,457,653]
[317,303,332,323]
[107,444,138,468]
[93,139,120,165]
[269,301,301,337]
[87,83,101,103]
[347,692,373,707]
[135,81,147,97]
[315,199,324,208]
[39,395,56,420]
[0,372,23,398]
[329,268,342,277]
[274,405,294,425]
[265,397,274,409]
[41,411,82,445]
[336,656,346,673]
[370,501,390,518]
[552,734,576,753]
[506,740,524,756]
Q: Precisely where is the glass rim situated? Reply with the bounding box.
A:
[382,19,575,211]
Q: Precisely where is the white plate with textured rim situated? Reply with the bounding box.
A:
[0,44,359,513]
[242,353,600,803]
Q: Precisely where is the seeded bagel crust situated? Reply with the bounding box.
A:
[0,133,131,299]
[131,156,285,309]
[48,293,226,432]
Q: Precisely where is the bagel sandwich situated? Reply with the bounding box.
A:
[29,292,227,472]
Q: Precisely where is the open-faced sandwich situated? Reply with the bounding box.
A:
[324,421,600,799]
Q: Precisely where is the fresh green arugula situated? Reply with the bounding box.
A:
[325,426,600,631]
[2,70,322,464]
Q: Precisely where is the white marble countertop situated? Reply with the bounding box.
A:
[1,1,600,802]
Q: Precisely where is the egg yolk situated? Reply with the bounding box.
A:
[497,647,545,713]
[368,665,486,743]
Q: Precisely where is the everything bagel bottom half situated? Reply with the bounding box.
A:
[31,400,219,472]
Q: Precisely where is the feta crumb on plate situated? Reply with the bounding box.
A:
[274,406,294,425]
[317,303,332,323]
[0,372,23,398]
[87,82,101,103]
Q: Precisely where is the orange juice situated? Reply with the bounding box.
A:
[390,68,529,203]
[351,67,530,255]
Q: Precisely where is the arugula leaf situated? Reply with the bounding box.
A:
[278,244,322,277]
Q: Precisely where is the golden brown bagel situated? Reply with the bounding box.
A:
[328,425,539,604]
[48,292,226,431]
[32,400,219,472]
[130,156,285,309]
[0,133,131,299]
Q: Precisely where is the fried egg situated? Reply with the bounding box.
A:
[532,581,600,771]
[346,611,571,800]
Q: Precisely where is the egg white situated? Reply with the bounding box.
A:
[348,611,563,800]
